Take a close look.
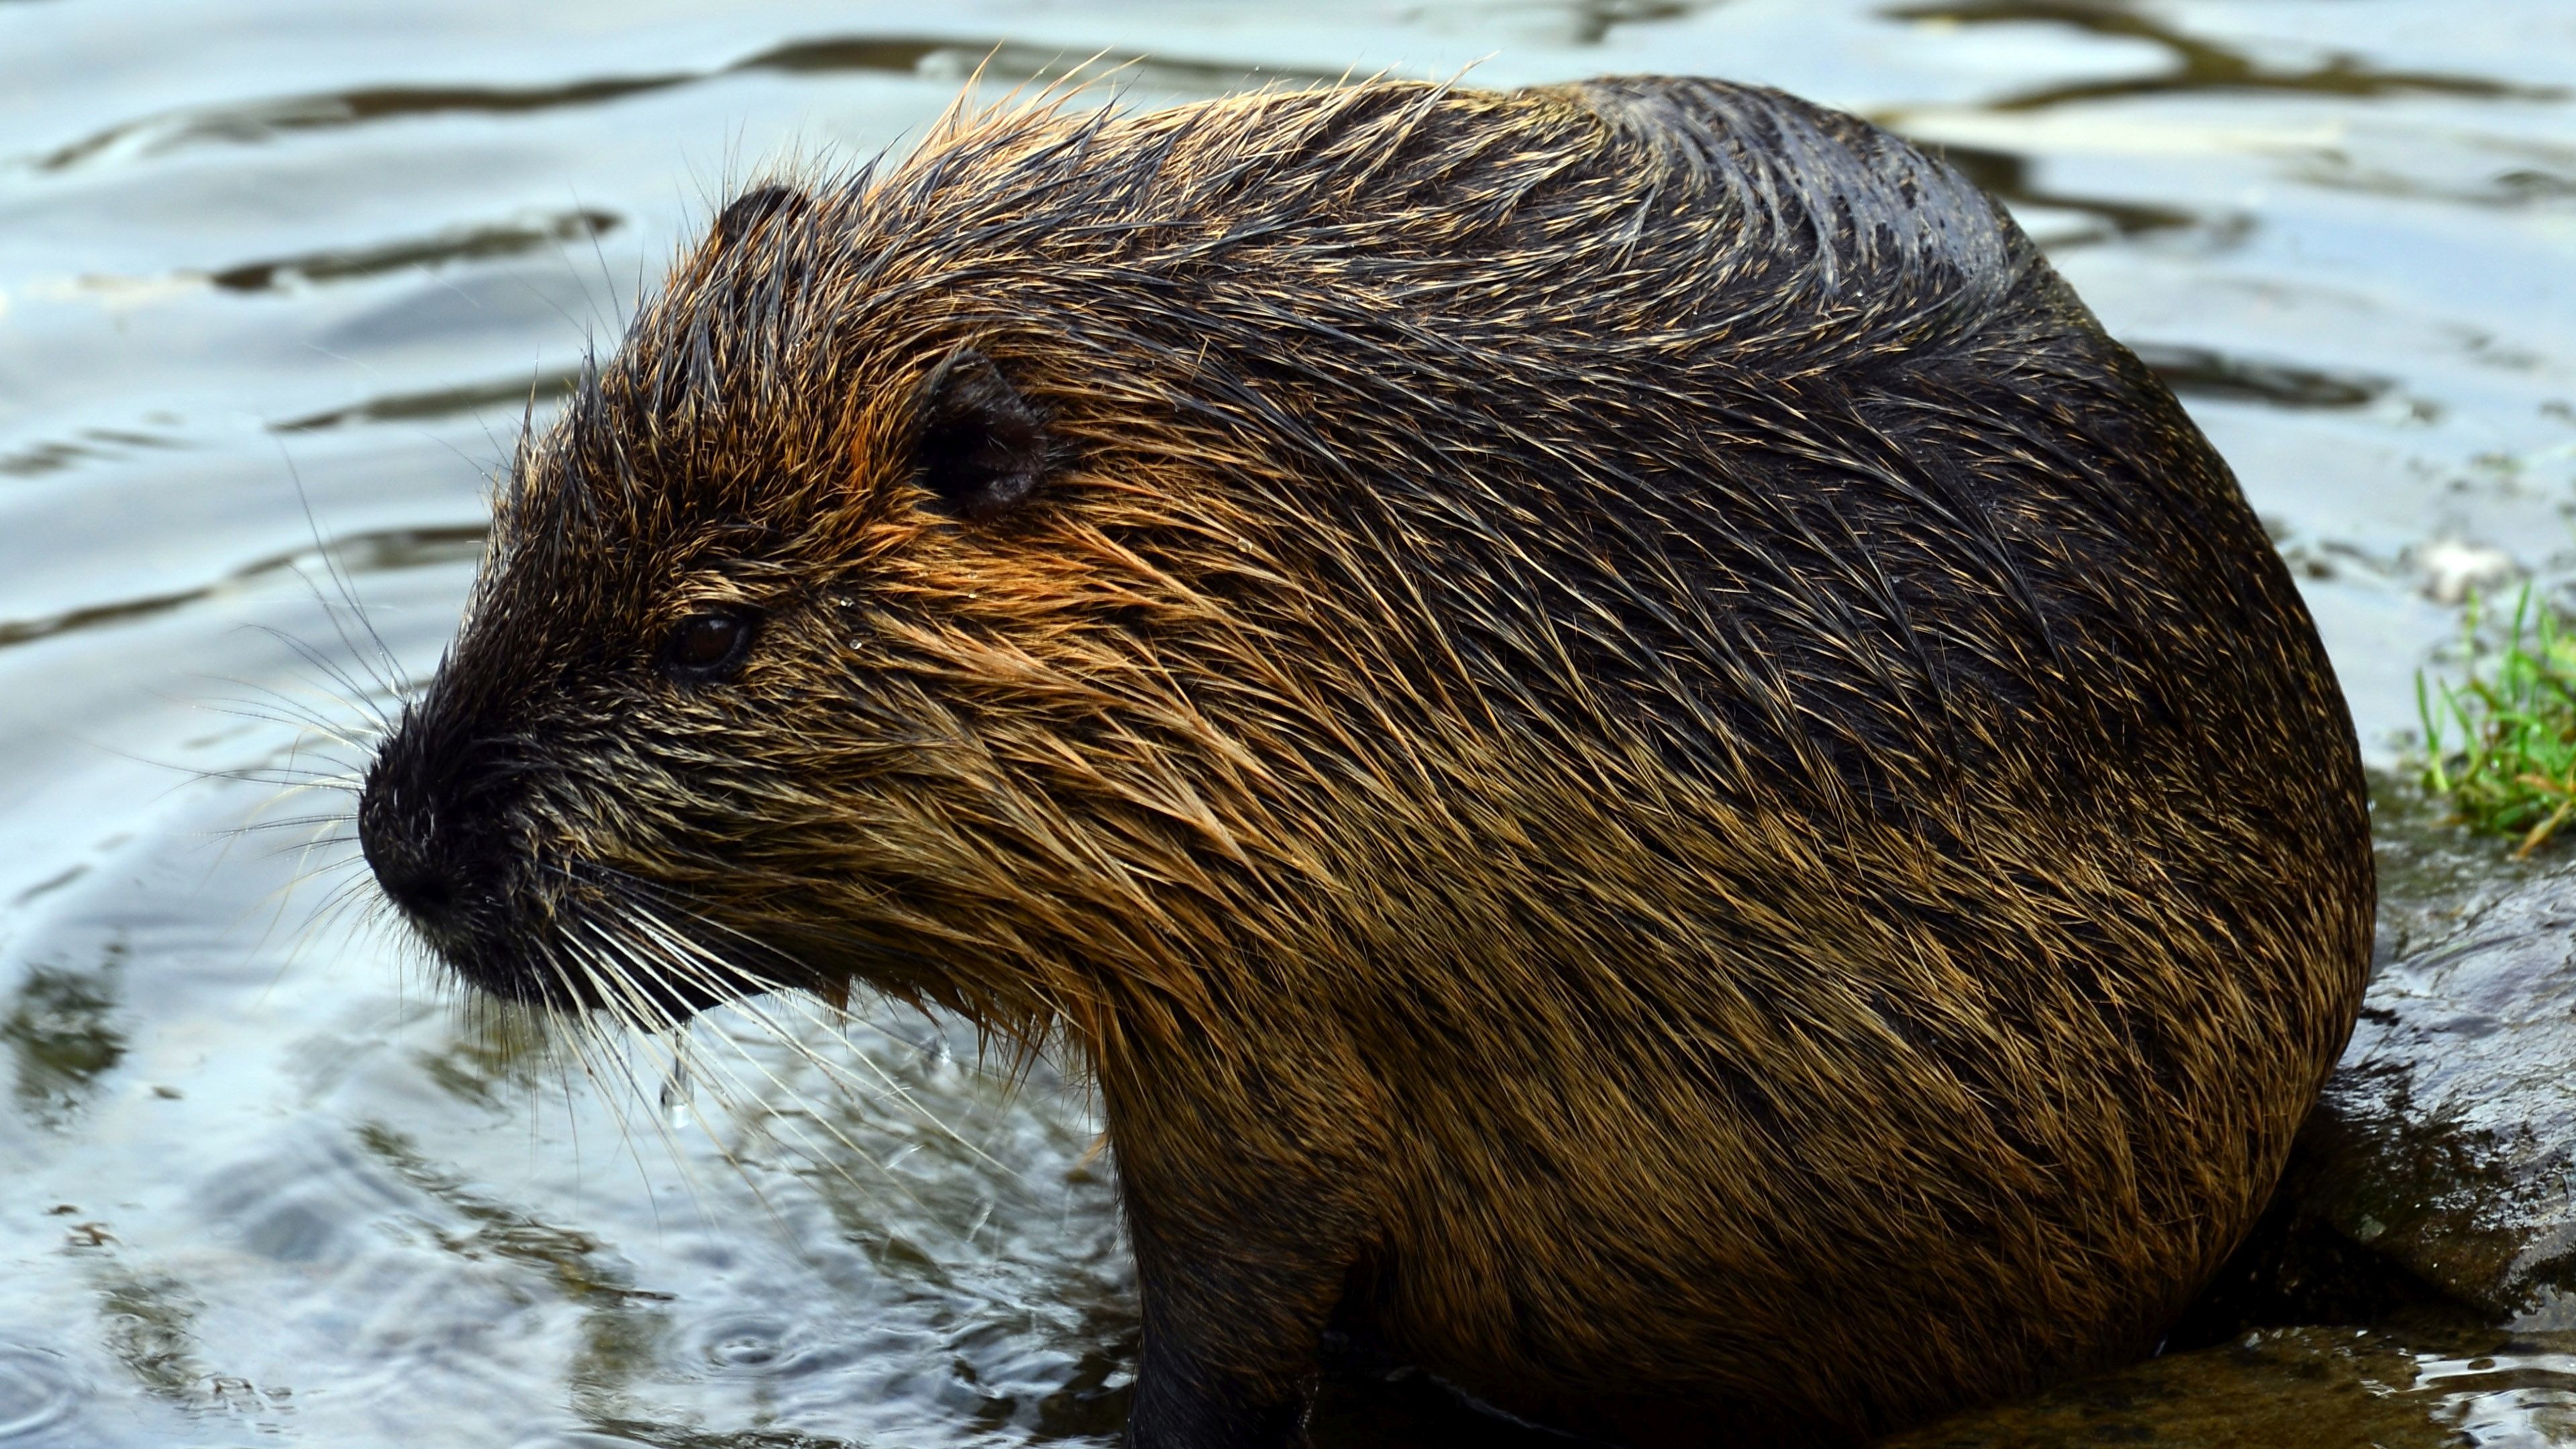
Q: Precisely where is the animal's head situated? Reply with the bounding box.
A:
[354,91,1462,1045]
[355,151,1146,1040]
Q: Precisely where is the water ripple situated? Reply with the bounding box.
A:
[30,36,1340,174]
[1890,0,2569,111]
[271,371,582,433]
[2131,343,2394,411]
[208,209,620,294]
[0,525,486,653]
[0,1345,79,1443]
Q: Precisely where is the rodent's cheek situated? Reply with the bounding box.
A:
[879,542,1126,644]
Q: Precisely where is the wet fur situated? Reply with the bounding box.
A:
[359,77,2373,1444]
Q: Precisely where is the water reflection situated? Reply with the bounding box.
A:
[2129,342,2392,411]
[0,428,184,481]
[2291,142,2576,211]
[208,210,621,294]
[358,1122,669,1301]
[0,525,483,651]
[1891,0,2569,111]
[93,1270,214,1405]
[412,1007,567,1114]
[34,37,1336,175]
[358,1122,684,1426]
[1912,137,2200,243]
[560,1421,859,1449]
[1536,1,1717,47]
[1,951,125,1128]
[2425,1342,2576,1444]
[89,1258,296,1432]
[1889,1326,2576,1446]
[273,374,584,433]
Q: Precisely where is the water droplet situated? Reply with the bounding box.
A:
[658,1055,692,1130]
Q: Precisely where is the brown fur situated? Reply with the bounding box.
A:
[357,76,2373,1445]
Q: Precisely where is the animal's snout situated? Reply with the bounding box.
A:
[357,783,458,931]
[358,769,475,944]
[356,716,517,965]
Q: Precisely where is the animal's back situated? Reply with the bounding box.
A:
[1047,78,2373,1435]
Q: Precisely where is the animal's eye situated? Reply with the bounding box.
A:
[659,609,758,684]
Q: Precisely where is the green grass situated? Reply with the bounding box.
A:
[2418,585,2576,855]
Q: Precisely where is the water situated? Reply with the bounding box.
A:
[0,1,2570,1444]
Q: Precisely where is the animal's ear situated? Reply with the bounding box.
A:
[713,184,808,247]
[913,347,1050,522]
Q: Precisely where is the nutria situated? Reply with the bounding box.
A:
[354,76,2373,1446]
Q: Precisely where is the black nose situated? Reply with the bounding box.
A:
[358,795,451,919]
[356,718,500,949]
[358,773,460,932]
[356,716,574,1008]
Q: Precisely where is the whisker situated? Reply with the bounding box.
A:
[530,938,702,1211]
[250,625,398,737]
[230,813,362,833]
[610,898,1018,1179]
[276,440,412,709]
[559,929,783,1223]
[611,868,1061,1095]
[196,670,388,751]
[576,912,920,1208]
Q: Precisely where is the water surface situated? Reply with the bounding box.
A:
[2,1,2573,1444]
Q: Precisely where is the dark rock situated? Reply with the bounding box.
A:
[1880,1325,2576,1448]
[2220,868,2576,1331]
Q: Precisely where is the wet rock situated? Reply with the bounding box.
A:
[1882,1326,2576,1448]
[2281,869,2576,1328]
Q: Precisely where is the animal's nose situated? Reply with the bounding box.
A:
[358,767,470,939]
